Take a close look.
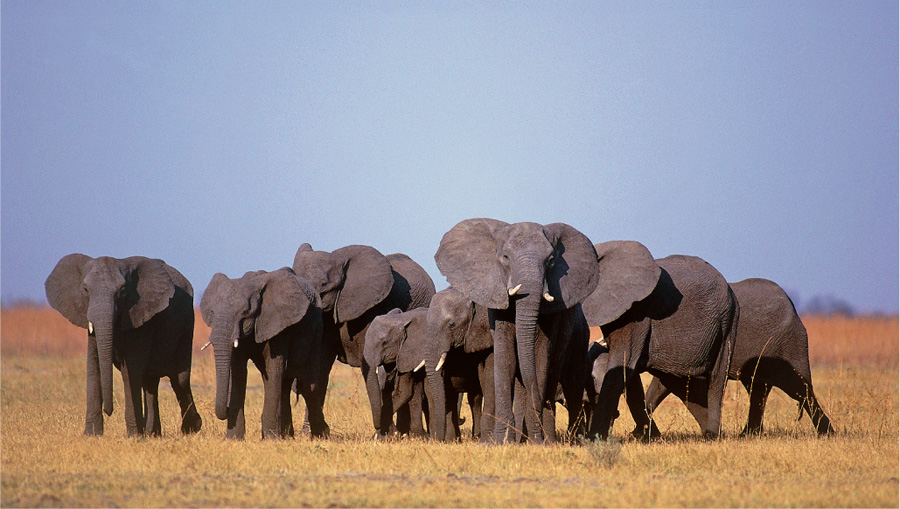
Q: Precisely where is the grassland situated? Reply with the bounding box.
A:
[1,306,897,507]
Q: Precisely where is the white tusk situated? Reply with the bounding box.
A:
[233,339,239,348]
[434,352,447,372]
[599,337,608,348]
[88,321,94,334]
[543,292,555,302]
[375,366,380,375]
[201,341,212,351]
[413,359,426,372]
[508,283,522,296]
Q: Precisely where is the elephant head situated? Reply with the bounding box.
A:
[362,308,429,433]
[434,219,600,439]
[292,243,394,324]
[200,267,319,421]
[580,240,662,327]
[45,254,191,418]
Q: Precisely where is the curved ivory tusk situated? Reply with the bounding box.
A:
[434,352,447,372]
[233,339,239,348]
[413,359,426,372]
[88,321,94,335]
[508,283,522,296]
[543,292,554,302]
[375,366,380,375]
[200,341,212,351]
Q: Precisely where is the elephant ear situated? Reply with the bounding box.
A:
[542,223,601,313]
[463,303,494,353]
[434,218,510,310]
[581,241,661,326]
[200,273,230,326]
[123,257,177,329]
[332,245,393,323]
[163,264,193,299]
[397,309,428,373]
[255,268,318,343]
[45,253,92,329]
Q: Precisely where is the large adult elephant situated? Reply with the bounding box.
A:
[200,268,327,440]
[45,254,202,437]
[434,219,599,444]
[292,244,436,436]
[425,287,494,442]
[582,242,738,439]
[363,308,431,437]
[644,277,834,436]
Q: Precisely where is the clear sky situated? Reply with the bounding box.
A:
[2,2,897,314]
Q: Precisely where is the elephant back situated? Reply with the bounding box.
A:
[386,253,436,312]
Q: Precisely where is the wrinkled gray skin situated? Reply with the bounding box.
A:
[364,308,431,437]
[644,277,834,436]
[200,268,326,440]
[435,219,600,444]
[425,288,494,442]
[582,244,738,440]
[293,244,435,436]
[45,254,201,437]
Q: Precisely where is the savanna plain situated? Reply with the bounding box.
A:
[2,306,898,507]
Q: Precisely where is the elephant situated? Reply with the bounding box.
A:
[434,219,600,444]
[363,308,431,437]
[581,242,738,440]
[199,267,327,440]
[643,277,834,436]
[292,244,436,436]
[425,287,494,442]
[45,254,202,437]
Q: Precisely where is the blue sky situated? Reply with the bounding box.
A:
[2,2,897,314]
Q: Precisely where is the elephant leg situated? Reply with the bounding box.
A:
[778,376,835,436]
[588,364,632,440]
[491,318,517,443]
[225,360,248,440]
[84,335,104,436]
[562,380,587,442]
[478,354,495,443]
[169,370,202,434]
[625,375,655,439]
[740,376,770,436]
[120,360,146,437]
[407,381,427,437]
[281,378,294,438]
[469,391,483,440]
[142,376,162,437]
[260,352,288,440]
[512,376,527,442]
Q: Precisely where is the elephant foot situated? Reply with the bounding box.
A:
[181,413,202,434]
[739,424,763,437]
[225,429,246,440]
[84,421,104,436]
[630,423,661,441]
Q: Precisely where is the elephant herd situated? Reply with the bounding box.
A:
[45,218,834,443]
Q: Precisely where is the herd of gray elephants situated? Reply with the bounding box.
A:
[44,218,834,443]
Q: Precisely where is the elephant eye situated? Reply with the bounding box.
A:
[499,254,510,265]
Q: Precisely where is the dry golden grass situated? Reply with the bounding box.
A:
[2,306,898,507]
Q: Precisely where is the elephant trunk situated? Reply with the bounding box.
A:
[211,319,233,421]
[88,299,116,417]
[363,346,386,434]
[511,255,545,442]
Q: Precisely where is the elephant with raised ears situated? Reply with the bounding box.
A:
[581,242,738,440]
[434,219,600,444]
[425,287,495,442]
[45,254,201,437]
[364,308,432,437]
[200,267,327,440]
[644,277,834,436]
[292,243,436,436]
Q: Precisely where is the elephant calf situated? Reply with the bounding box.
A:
[45,254,202,437]
[364,308,431,438]
[644,277,835,436]
[200,268,328,440]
